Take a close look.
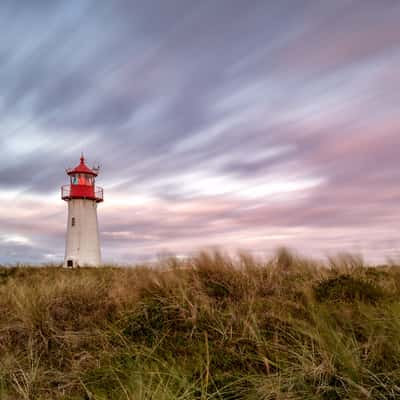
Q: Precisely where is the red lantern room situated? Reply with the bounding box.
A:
[61,154,103,202]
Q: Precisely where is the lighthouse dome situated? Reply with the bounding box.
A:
[67,154,98,176]
[61,154,103,203]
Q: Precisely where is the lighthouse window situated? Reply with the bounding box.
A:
[71,217,75,227]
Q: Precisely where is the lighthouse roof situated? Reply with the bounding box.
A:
[67,155,98,176]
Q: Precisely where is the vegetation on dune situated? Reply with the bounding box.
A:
[1,249,400,399]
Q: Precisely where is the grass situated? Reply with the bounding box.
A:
[1,249,400,399]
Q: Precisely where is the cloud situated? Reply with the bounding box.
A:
[1,1,400,263]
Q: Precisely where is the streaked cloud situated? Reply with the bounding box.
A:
[1,0,400,263]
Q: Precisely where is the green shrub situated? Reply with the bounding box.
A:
[0,267,17,284]
[314,274,386,304]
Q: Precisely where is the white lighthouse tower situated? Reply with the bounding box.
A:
[61,154,103,268]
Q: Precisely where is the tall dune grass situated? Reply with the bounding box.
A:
[1,249,400,399]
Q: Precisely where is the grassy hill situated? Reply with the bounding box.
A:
[1,249,400,399]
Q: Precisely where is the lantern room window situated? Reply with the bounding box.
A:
[71,174,94,185]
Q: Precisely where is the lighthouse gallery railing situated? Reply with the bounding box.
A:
[61,185,104,202]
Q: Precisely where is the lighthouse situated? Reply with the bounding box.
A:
[61,154,103,268]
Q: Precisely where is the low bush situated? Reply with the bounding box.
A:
[314,274,387,304]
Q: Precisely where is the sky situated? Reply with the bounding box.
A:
[1,0,400,264]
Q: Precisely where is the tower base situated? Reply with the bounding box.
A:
[64,199,101,268]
